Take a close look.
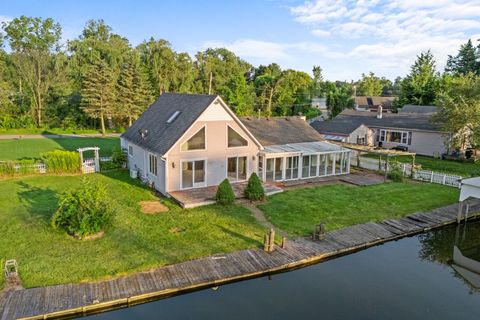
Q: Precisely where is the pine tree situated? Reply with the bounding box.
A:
[81,60,115,135]
[445,39,480,76]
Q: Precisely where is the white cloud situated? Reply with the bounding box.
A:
[289,0,480,77]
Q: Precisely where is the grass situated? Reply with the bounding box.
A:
[0,171,267,288]
[258,182,459,237]
[364,153,480,177]
[0,137,120,160]
[0,128,117,135]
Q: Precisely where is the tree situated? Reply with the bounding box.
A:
[325,81,354,117]
[311,65,324,97]
[357,72,383,96]
[2,16,62,126]
[399,50,439,105]
[215,179,235,205]
[220,74,255,116]
[445,39,479,76]
[244,173,265,201]
[81,60,115,135]
[435,74,480,150]
[116,51,151,126]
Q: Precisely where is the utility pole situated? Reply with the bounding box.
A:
[208,72,213,95]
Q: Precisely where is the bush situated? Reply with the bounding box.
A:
[111,148,127,167]
[51,178,112,238]
[388,161,405,182]
[244,173,265,201]
[215,179,235,205]
[0,159,40,177]
[41,150,81,174]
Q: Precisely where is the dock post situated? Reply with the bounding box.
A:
[281,237,287,249]
[313,223,326,240]
[457,201,463,223]
[263,229,276,252]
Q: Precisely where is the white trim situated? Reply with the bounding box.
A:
[180,158,208,190]
[148,152,158,176]
[180,125,207,153]
[226,124,249,149]
[226,154,249,182]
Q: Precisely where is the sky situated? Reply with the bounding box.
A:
[1,0,480,81]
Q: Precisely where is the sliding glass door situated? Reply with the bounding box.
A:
[227,156,247,181]
[181,160,206,189]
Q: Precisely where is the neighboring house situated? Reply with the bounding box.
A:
[354,96,396,112]
[311,106,450,157]
[311,97,329,121]
[121,93,351,195]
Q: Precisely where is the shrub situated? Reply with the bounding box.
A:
[41,150,81,174]
[51,178,112,238]
[111,148,127,168]
[215,179,235,205]
[244,172,265,201]
[388,160,405,182]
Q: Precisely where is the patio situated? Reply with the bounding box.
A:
[169,182,283,208]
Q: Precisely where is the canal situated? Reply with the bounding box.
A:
[86,221,480,319]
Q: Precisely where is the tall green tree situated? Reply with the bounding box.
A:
[311,65,324,97]
[81,60,115,135]
[325,81,354,117]
[399,50,440,105]
[435,74,480,150]
[2,16,62,126]
[220,74,255,116]
[445,39,479,76]
[357,72,383,96]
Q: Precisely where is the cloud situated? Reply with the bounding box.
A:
[289,0,480,76]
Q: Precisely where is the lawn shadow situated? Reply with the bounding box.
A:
[218,226,263,246]
[16,181,59,223]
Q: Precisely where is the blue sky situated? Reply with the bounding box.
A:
[1,0,480,81]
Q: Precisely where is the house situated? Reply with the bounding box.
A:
[354,96,396,112]
[121,93,351,195]
[310,106,450,157]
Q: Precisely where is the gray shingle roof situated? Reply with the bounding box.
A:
[240,116,324,146]
[398,104,438,113]
[310,109,443,135]
[121,93,218,155]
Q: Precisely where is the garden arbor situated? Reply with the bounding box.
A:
[77,147,100,173]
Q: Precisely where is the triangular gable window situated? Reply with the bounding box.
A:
[228,126,248,148]
[181,127,206,151]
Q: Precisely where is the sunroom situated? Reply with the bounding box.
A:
[257,141,351,182]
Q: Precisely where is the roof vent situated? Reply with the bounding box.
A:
[166,111,181,124]
[138,129,149,139]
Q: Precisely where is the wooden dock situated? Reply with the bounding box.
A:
[1,201,479,320]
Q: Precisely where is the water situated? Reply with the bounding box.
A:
[87,222,480,320]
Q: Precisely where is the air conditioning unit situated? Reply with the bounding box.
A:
[130,168,138,179]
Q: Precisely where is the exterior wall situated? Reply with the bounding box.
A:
[166,119,260,192]
[346,125,374,145]
[123,138,166,194]
[377,129,448,156]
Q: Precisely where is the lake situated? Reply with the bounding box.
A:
[86,221,480,320]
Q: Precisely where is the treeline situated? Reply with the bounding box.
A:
[0,16,479,138]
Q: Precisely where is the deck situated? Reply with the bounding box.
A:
[1,201,479,320]
[169,182,283,208]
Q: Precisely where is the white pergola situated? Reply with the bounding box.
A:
[457,177,480,222]
[258,141,351,182]
[77,147,100,173]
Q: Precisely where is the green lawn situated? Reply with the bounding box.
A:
[0,137,120,160]
[0,171,266,288]
[258,182,459,236]
[364,153,480,177]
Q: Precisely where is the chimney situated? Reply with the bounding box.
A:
[377,105,383,119]
[299,116,306,121]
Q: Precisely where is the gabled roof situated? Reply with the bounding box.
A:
[311,109,444,135]
[121,93,218,155]
[240,116,324,146]
[398,104,438,113]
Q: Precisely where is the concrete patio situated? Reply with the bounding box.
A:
[169,182,283,208]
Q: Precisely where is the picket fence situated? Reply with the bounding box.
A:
[3,156,112,175]
[352,154,463,188]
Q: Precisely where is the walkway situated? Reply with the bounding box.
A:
[0,133,121,140]
[1,201,479,320]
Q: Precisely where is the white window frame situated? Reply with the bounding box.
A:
[128,145,133,156]
[226,154,249,182]
[226,125,249,149]
[285,155,299,181]
[180,158,207,190]
[180,125,207,152]
[148,153,158,176]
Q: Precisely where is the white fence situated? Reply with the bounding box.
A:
[351,153,462,188]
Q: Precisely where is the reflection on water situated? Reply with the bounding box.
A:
[86,221,480,320]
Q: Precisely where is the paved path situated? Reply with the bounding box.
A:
[0,133,121,140]
[1,201,479,320]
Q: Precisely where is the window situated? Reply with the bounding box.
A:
[228,126,248,148]
[181,160,205,189]
[380,130,386,142]
[285,156,299,180]
[181,127,206,151]
[227,156,247,181]
[128,145,133,156]
[148,154,157,176]
[390,131,402,143]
